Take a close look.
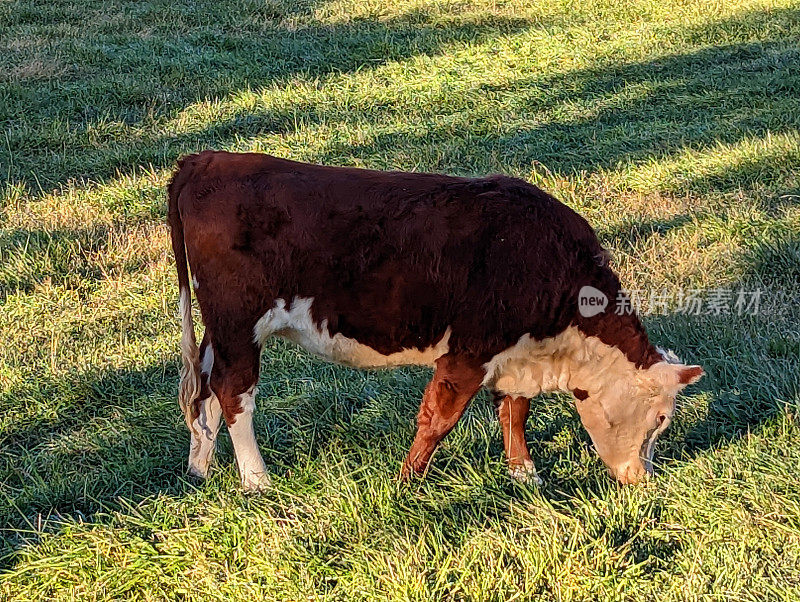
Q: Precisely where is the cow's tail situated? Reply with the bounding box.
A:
[168,156,201,435]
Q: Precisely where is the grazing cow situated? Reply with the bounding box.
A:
[168,151,703,490]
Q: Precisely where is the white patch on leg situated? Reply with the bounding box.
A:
[253,296,450,369]
[228,387,269,491]
[187,392,222,478]
[192,275,200,289]
[508,460,543,485]
[200,342,214,376]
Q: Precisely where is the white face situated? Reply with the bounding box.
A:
[574,361,703,484]
[480,328,704,484]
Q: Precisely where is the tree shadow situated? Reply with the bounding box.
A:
[2,1,533,192]
[4,5,798,198]
[309,8,798,187]
[0,332,425,543]
[252,340,429,471]
[2,0,799,577]
[2,232,796,570]
[655,233,800,461]
[598,214,694,250]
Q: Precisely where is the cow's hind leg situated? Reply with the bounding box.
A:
[209,336,269,492]
[187,337,223,478]
[401,354,485,479]
[493,394,541,484]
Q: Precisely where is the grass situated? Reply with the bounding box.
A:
[1,0,799,599]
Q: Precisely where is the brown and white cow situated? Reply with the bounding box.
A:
[168,150,702,490]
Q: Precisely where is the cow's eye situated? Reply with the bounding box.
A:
[656,414,667,427]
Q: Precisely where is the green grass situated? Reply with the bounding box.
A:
[1,0,800,599]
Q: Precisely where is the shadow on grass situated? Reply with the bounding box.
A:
[2,265,797,575]
[0,364,187,546]
[1,0,799,577]
[312,35,798,184]
[0,344,420,556]
[597,214,694,250]
[2,1,532,191]
[2,5,798,198]
[0,226,118,301]
[296,7,798,182]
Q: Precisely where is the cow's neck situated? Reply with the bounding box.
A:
[481,324,643,399]
[574,306,661,369]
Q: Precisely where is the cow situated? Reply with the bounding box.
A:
[168,150,703,491]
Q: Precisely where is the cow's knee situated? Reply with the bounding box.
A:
[401,354,486,479]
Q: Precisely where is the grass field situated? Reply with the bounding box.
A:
[1,0,800,599]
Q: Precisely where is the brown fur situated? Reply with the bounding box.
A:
[170,150,658,362]
[572,388,590,401]
[400,354,486,477]
[493,395,533,468]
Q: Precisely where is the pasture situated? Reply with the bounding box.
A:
[1,0,799,599]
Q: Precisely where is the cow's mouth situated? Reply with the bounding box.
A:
[640,421,670,475]
[642,435,656,470]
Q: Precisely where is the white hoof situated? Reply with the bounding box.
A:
[240,466,271,492]
[187,440,214,479]
[187,461,211,479]
[509,460,543,485]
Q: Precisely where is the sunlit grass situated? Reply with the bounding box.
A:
[1,0,799,599]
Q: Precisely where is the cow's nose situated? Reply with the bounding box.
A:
[615,462,648,485]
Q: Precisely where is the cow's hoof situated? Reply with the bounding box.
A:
[187,462,210,480]
[399,462,425,482]
[508,461,543,485]
[241,471,271,493]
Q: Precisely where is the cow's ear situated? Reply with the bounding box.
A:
[677,365,704,386]
[648,362,704,391]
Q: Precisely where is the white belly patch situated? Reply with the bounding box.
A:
[253,296,451,369]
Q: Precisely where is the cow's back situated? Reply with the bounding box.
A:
[172,151,610,361]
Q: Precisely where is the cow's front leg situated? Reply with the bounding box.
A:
[187,391,222,478]
[493,394,541,484]
[401,354,485,479]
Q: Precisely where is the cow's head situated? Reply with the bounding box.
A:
[573,353,703,484]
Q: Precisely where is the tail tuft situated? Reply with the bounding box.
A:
[177,288,201,433]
